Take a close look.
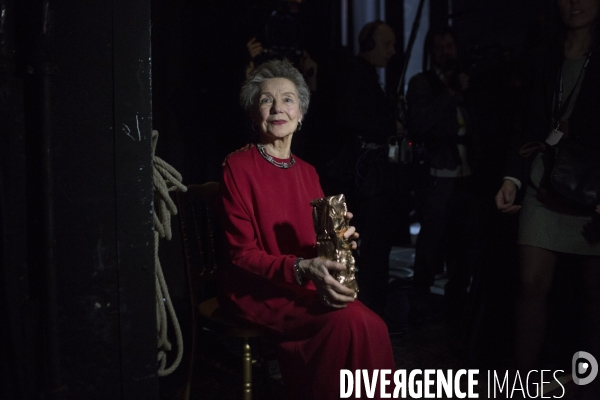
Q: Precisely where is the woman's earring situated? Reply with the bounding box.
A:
[251,124,256,132]
[297,120,302,131]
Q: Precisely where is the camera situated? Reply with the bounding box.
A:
[259,47,303,65]
[255,0,304,66]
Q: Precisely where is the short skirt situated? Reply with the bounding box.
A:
[518,153,600,255]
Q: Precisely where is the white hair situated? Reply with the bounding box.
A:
[239,59,310,116]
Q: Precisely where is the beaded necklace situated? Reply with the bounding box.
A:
[256,143,295,169]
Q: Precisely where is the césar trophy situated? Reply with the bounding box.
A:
[310,194,359,298]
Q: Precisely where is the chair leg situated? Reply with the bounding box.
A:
[257,338,271,400]
[242,337,252,400]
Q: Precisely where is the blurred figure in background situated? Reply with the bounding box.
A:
[243,0,318,92]
[331,20,405,323]
[242,0,318,160]
[406,27,483,320]
[245,36,317,92]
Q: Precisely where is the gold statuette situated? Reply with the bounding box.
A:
[310,194,359,298]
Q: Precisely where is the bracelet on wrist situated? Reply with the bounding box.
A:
[294,257,305,285]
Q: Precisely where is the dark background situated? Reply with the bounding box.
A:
[1,0,573,399]
[150,0,548,186]
[2,0,157,399]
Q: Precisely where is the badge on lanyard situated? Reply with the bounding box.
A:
[545,121,564,146]
[547,53,592,146]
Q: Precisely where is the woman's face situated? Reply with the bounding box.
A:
[253,78,302,141]
[558,0,600,32]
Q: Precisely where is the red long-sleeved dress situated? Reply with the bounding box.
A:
[218,144,395,400]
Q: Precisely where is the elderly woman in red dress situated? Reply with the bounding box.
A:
[218,59,395,399]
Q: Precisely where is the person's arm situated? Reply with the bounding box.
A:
[299,51,318,92]
[502,176,522,190]
[245,37,263,79]
[495,179,522,214]
[220,162,298,284]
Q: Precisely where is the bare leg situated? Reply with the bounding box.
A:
[514,244,558,371]
[578,256,600,399]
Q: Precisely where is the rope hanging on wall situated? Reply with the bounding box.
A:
[152,129,187,377]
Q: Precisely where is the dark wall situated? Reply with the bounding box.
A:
[450,0,543,57]
[1,0,30,398]
[1,1,158,399]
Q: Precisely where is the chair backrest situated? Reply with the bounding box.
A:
[175,183,222,297]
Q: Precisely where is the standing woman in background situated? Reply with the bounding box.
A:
[496,0,600,397]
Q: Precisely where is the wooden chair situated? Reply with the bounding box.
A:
[176,182,271,400]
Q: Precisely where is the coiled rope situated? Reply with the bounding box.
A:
[152,130,187,376]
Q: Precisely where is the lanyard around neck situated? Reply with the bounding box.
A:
[554,52,592,122]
